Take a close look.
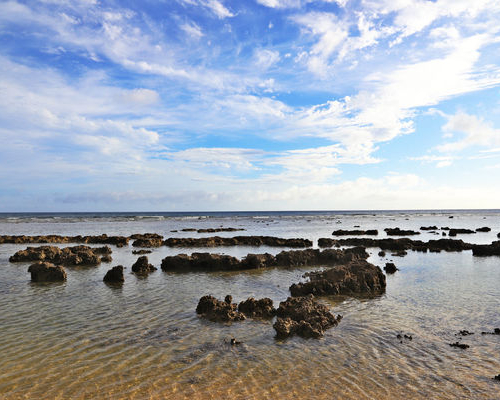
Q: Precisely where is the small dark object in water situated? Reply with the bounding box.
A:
[224,295,232,304]
[456,330,474,336]
[449,216,454,218]
[132,249,152,255]
[101,254,112,263]
[494,374,500,381]
[404,334,412,340]
[384,263,398,274]
[475,227,491,232]
[378,251,386,257]
[391,250,407,257]
[481,328,500,335]
[103,265,124,283]
[421,226,438,231]
[230,338,242,345]
[449,342,469,349]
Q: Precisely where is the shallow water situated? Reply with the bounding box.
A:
[0,211,500,399]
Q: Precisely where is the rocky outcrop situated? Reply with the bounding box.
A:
[449,228,475,236]
[131,256,157,274]
[384,262,398,274]
[289,260,386,297]
[103,265,125,283]
[197,228,245,233]
[131,233,163,248]
[162,247,368,272]
[28,262,67,282]
[476,227,491,232]
[132,249,152,255]
[472,241,500,256]
[273,295,342,339]
[318,238,335,248]
[0,234,128,247]
[101,254,112,263]
[420,226,438,230]
[384,228,420,236]
[238,297,276,318]
[331,229,378,236]
[10,245,111,266]
[164,236,312,248]
[196,295,246,322]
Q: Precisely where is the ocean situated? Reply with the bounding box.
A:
[0,210,499,399]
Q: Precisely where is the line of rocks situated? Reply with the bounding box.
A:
[10,245,112,266]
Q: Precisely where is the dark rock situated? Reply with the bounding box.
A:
[449,228,475,237]
[131,256,157,274]
[378,251,386,257]
[494,374,500,381]
[238,297,276,318]
[132,249,152,255]
[449,342,469,349]
[472,241,500,256]
[230,338,242,345]
[162,253,241,271]
[384,263,398,274]
[476,227,491,232]
[10,245,107,266]
[421,226,438,230]
[456,330,474,336]
[181,228,197,232]
[0,234,128,247]
[384,228,420,236]
[289,260,386,297]
[196,295,245,322]
[224,295,232,304]
[391,250,407,257]
[131,233,163,247]
[331,229,378,236]
[197,227,245,233]
[28,261,67,282]
[164,236,312,248]
[441,227,450,230]
[449,216,454,218]
[273,295,342,339]
[103,265,124,283]
[100,254,112,263]
[318,238,335,248]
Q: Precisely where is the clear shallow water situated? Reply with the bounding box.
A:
[0,211,500,399]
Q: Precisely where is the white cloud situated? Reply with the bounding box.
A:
[180,21,204,39]
[254,49,280,70]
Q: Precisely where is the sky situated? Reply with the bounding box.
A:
[1,0,500,211]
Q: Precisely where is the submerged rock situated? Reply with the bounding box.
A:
[420,226,438,231]
[10,245,110,266]
[391,250,407,257]
[197,227,245,233]
[164,236,312,248]
[476,227,491,232]
[131,256,157,274]
[289,260,386,297]
[384,263,398,274]
[472,241,500,256]
[331,229,378,236]
[196,295,245,322]
[273,295,342,339]
[449,342,469,349]
[318,238,335,248]
[132,249,152,255]
[131,233,164,248]
[238,297,276,318]
[100,254,112,263]
[103,265,125,283]
[0,234,129,247]
[448,228,475,237]
[481,328,500,335]
[28,262,66,282]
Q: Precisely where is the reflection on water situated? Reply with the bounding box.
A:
[0,213,500,399]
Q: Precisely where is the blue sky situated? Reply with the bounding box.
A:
[1,0,500,211]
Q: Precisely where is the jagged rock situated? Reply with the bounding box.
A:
[238,297,276,318]
[131,233,163,247]
[331,229,378,236]
[132,249,152,255]
[131,256,157,274]
[289,260,386,297]
[273,295,342,339]
[161,247,368,272]
[476,227,491,232]
[196,295,245,322]
[318,238,335,248]
[10,245,109,266]
[164,236,312,248]
[28,262,66,282]
[0,234,128,247]
[103,265,124,283]
[384,228,420,236]
[384,262,398,274]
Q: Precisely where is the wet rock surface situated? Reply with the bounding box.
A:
[384,228,420,236]
[472,241,500,256]
[196,295,246,322]
[101,254,112,263]
[131,256,157,274]
[456,330,474,336]
[318,238,335,248]
[420,226,438,230]
[28,261,67,282]
[475,227,491,232]
[494,374,500,381]
[273,295,342,339]
[10,245,111,266]
[238,298,276,318]
[449,228,475,237]
[164,236,312,248]
[384,263,398,274]
[449,342,469,349]
[131,233,164,248]
[289,260,386,297]
[132,249,152,255]
[197,228,245,233]
[0,234,129,247]
[481,328,500,335]
[103,265,125,283]
[162,247,368,272]
[331,229,378,236]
